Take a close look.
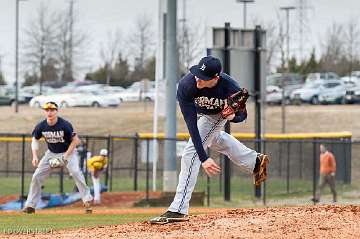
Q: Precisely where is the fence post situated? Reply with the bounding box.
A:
[134,133,139,191]
[59,168,64,194]
[279,142,282,177]
[20,134,26,208]
[346,138,352,184]
[5,141,9,177]
[105,136,111,188]
[263,139,267,206]
[287,141,290,194]
[299,140,303,179]
[84,136,89,184]
[109,137,114,192]
[146,139,150,202]
[207,148,211,207]
[312,140,317,205]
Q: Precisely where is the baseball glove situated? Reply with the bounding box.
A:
[48,156,68,168]
[221,88,249,119]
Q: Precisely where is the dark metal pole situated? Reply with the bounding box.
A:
[15,0,20,113]
[84,136,89,183]
[254,25,262,198]
[207,148,211,207]
[262,139,266,205]
[312,140,317,205]
[146,139,150,202]
[224,22,231,202]
[286,142,290,194]
[134,134,139,191]
[105,136,111,187]
[60,168,64,194]
[20,134,25,208]
[5,142,9,177]
[300,140,303,179]
[109,137,114,192]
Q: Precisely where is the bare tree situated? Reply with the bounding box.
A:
[55,0,88,82]
[343,19,360,76]
[128,13,155,71]
[319,22,344,72]
[178,21,205,75]
[22,2,58,92]
[100,30,122,85]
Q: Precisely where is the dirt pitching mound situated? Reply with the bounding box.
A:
[5,205,360,239]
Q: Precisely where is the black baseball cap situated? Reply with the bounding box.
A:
[190,56,222,81]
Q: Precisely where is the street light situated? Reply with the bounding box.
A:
[15,0,27,113]
[280,6,296,133]
[236,0,255,29]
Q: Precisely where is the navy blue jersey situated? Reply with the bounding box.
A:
[32,117,75,153]
[177,72,247,162]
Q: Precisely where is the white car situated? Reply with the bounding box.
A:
[318,81,346,104]
[29,92,120,108]
[305,72,340,83]
[82,91,120,107]
[115,88,141,102]
[290,80,345,105]
[266,85,283,104]
[345,83,360,103]
[29,94,88,108]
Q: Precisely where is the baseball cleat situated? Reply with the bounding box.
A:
[84,201,92,214]
[22,207,35,214]
[254,154,270,186]
[149,211,189,224]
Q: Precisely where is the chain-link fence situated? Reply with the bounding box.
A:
[0,133,354,206]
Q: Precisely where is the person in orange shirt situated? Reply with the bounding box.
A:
[313,144,337,203]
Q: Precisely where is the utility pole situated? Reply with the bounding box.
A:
[297,0,311,61]
[236,0,255,29]
[68,0,74,82]
[15,0,28,113]
[280,6,296,133]
[163,0,178,192]
[179,0,187,69]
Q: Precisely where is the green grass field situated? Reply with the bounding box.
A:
[1,174,358,202]
[0,213,157,233]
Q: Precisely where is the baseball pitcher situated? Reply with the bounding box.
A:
[150,56,269,224]
[22,102,93,214]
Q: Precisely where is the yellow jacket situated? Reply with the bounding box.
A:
[87,155,108,171]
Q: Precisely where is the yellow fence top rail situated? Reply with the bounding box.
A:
[0,131,352,142]
[137,132,352,140]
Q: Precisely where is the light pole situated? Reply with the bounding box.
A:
[15,0,27,113]
[236,0,255,29]
[280,6,296,133]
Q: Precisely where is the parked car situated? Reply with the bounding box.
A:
[30,92,120,108]
[2,86,33,103]
[29,94,89,108]
[75,90,121,107]
[318,81,346,104]
[305,72,339,83]
[266,73,304,104]
[344,82,360,103]
[290,79,344,105]
[266,85,283,104]
[0,88,14,106]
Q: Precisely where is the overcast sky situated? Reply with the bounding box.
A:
[0,0,359,84]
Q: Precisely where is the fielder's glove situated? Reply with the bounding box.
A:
[48,156,68,168]
[221,88,249,119]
